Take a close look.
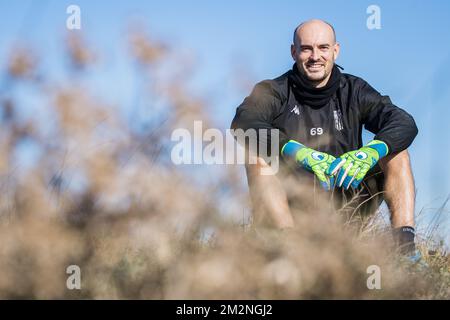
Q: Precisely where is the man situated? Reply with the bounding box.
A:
[231,19,419,259]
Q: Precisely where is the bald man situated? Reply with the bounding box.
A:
[231,19,420,260]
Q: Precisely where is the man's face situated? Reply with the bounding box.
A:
[291,22,340,86]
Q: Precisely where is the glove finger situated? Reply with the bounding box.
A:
[319,179,330,191]
[319,162,329,171]
[342,162,360,189]
[313,169,330,191]
[346,167,361,190]
[326,157,346,175]
[313,167,327,182]
[342,175,354,190]
[351,166,370,189]
[327,155,337,166]
[337,162,353,187]
[356,166,370,181]
[344,163,361,190]
[351,177,363,189]
[329,175,335,189]
[336,168,344,188]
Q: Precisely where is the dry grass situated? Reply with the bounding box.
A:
[0,29,448,299]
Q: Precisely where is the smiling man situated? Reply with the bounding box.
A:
[231,19,420,261]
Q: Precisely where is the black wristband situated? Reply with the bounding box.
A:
[393,226,416,255]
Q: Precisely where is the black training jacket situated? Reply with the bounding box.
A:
[230,69,418,158]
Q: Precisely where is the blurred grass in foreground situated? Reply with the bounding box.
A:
[0,28,448,299]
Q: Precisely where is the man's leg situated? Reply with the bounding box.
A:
[378,149,415,228]
[379,149,419,256]
[245,156,294,229]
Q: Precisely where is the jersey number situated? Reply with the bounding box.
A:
[310,127,323,136]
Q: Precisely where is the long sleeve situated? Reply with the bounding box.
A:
[231,81,289,156]
[357,79,418,154]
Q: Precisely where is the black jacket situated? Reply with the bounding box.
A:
[231,68,418,158]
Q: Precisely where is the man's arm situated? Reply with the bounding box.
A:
[357,79,418,153]
[231,80,290,157]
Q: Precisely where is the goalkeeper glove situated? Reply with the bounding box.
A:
[326,140,389,189]
[281,140,336,190]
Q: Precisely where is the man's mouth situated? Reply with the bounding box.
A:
[306,63,324,71]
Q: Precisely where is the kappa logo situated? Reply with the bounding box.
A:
[290,105,300,115]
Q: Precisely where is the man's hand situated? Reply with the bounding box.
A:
[326,140,389,189]
[281,140,336,190]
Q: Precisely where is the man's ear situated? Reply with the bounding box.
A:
[290,44,297,61]
[333,42,340,61]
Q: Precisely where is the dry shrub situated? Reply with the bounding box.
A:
[0,27,447,299]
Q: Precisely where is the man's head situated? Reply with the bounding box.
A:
[291,19,340,87]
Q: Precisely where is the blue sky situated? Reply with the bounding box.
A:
[1,0,449,243]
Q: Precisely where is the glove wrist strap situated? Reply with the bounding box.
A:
[366,139,389,158]
[281,140,306,159]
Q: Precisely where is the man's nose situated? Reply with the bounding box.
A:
[311,48,321,61]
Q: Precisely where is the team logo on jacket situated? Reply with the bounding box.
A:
[333,110,344,131]
[290,105,300,115]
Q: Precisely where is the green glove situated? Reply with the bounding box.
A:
[326,140,389,189]
[281,140,336,190]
